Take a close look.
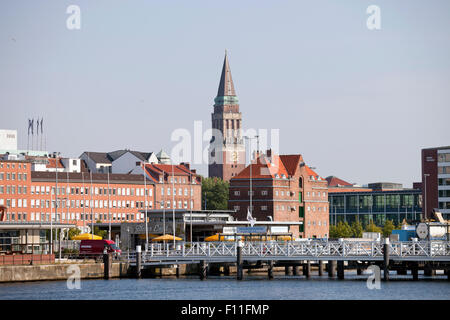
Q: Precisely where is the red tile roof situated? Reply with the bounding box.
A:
[325,176,353,187]
[46,158,64,169]
[144,163,198,183]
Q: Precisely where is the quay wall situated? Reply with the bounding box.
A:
[0,262,130,283]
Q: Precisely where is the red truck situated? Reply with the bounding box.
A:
[79,240,121,259]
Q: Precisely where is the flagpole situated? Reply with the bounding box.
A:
[172,164,175,247]
[143,161,148,251]
[90,170,94,240]
[107,170,111,241]
[190,171,192,245]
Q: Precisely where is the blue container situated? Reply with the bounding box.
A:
[392,230,416,241]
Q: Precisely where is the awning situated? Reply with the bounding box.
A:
[71,233,102,240]
[151,234,183,242]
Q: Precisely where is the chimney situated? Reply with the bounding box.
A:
[266,149,272,157]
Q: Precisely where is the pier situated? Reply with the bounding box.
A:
[125,240,450,281]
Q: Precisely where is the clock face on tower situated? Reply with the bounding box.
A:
[231,151,238,162]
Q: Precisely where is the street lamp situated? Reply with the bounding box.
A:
[142,161,149,251]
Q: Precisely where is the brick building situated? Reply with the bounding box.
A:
[228,151,329,239]
[422,146,450,220]
[208,52,246,181]
[0,157,201,227]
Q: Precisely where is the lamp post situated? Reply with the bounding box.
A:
[107,169,111,241]
[142,161,148,251]
[172,164,175,247]
[190,171,193,245]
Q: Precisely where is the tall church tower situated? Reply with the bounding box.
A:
[208,52,245,181]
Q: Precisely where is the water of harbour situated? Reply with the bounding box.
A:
[0,271,449,300]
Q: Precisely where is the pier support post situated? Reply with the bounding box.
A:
[412,265,418,281]
[199,260,207,280]
[318,261,324,276]
[136,245,142,279]
[397,269,407,275]
[103,253,112,279]
[383,238,390,282]
[357,266,362,275]
[447,268,450,281]
[268,260,274,280]
[293,265,299,276]
[224,265,230,276]
[337,261,344,280]
[285,266,292,276]
[237,241,243,280]
[328,260,336,278]
[424,265,435,277]
[303,261,311,278]
[175,264,180,278]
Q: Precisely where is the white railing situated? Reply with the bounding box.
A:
[129,241,450,263]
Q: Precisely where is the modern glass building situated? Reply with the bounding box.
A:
[329,188,422,226]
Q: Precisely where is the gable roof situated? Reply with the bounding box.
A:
[326,176,353,187]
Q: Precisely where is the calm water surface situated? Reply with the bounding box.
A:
[0,272,449,300]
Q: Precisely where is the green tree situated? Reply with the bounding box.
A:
[382,220,395,238]
[351,220,364,238]
[94,221,107,239]
[330,221,353,238]
[365,222,382,233]
[68,227,81,240]
[201,177,229,210]
[329,224,339,238]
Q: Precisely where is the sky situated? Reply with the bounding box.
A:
[0,0,449,187]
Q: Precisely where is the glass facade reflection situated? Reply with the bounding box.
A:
[329,189,422,226]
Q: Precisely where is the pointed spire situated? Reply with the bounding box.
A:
[217,50,236,97]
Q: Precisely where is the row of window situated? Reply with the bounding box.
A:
[159,177,197,184]
[232,189,327,199]
[30,185,152,197]
[0,163,27,170]
[232,205,328,213]
[159,200,194,209]
[0,172,28,181]
[438,153,450,162]
[3,212,145,222]
[161,187,194,197]
[438,166,450,174]
[307,220,328,227]
[0,185,28,194]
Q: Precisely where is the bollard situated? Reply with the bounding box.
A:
[103,253,112,280]
[337,261,344,280]
[268,260,274,279]
[237,241,243,280]
[383,238,390,281]
[328,260,336,278]
[318,260,324,276]
[136,245,142,279]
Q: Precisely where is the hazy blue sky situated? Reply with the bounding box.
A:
[1,0,449,186]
